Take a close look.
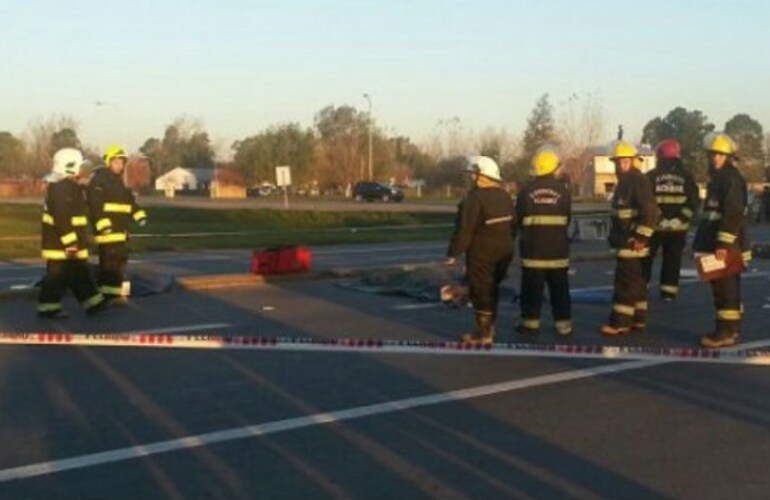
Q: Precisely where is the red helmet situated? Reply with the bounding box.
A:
[656,139,681,160]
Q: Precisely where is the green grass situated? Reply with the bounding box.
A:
[0,204,454,259]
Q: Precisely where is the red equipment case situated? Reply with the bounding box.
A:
[251,246,312,275]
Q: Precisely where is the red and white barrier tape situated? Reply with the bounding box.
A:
[0,332,769,366]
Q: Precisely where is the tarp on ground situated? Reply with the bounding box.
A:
[19,267,175,297]
[336,266,518,303]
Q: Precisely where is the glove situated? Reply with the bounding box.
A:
[628,238,646,252]
[137,218,147,227]
[715,248,728,261]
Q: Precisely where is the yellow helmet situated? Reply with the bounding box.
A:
[531,148,560,176]
[609,141,639,160]
[103,145,128,165]
[704,132,737,155]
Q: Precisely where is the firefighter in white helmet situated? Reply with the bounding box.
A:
[446,155,516,345]
[38,148,107,318]
[515,147,572,336]
[693,133,750,348]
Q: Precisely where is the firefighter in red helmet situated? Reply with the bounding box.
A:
[641,139,700,301]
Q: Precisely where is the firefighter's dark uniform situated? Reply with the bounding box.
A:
[516,175,572,335]
[87,167,147,299]
[606,168,659,331]
[642,159,700,299]
[38,179,105,316]
[447,186,515,323]
[693,162,750,340]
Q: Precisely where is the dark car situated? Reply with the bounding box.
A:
[352,182,405,202]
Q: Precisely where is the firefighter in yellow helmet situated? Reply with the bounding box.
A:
[447,156,516,345]
[693,133,750,348]
[86,145,147,304]
[515,147,572,336]
[38,148,107,318]
[601,141,660,336]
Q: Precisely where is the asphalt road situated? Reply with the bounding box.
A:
[2,195,612,214]
[0,236,769,498]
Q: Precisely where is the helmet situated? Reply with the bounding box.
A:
[103,145,128,165]
[51,148,85,178]
[655,139,681,160]
[531,148,560,177]
[703,132,737,155]
[609,141,639,160]
[465,155,501,181]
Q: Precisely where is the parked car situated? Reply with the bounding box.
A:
[247,182,277,197]
[352,182,405,202]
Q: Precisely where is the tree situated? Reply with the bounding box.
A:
[425,116,472,160]
[522,94,557,157]
[641,107,715,179]
[232,123,316,185]
[0,132,26,177]
[725,113,765,182]
[510,94,557,184]
[389,136,436,186]
[313,105,368,187]
[433,155,468,189]
[140,117,216,178]
[182,131,215,170]
[22,115,80,176]
[50,128,82,152]
[556,92,605,195]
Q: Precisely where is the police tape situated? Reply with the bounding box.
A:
[0,332,769,366]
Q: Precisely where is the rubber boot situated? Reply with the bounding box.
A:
[478,312,495,346]
[462,312,495,346]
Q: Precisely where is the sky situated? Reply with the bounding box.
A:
[1,0,769,157]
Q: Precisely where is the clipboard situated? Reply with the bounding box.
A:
[696,249,745,282]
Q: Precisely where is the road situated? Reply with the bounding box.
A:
[0,235,769,498]
[2,195,611,214]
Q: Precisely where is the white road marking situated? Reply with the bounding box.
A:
[108,323,231,335]
[3,336,768,482]
[312,243,445,256]
[0,359,661,482]
[393,303,445,310]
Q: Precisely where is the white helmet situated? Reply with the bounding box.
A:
[465,155,501,181]
[51,148,85,178]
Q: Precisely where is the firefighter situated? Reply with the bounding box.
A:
[693,133,750,348]
[515,147,572,336]
[641,139,700,301]
[447,156,515,345]
[601,141,660,336]
[38,148,107,318]
[87,145,147,304]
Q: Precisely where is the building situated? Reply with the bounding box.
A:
[583,145,656,198]
[154,167,214,194]
[154,166,246,198]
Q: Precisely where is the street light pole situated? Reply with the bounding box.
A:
[363,93,373,181]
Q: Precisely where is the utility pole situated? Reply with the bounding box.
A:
[363,93,373,180]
